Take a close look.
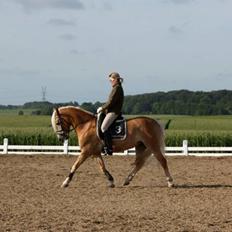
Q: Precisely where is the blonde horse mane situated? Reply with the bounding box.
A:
[59,106,95,117]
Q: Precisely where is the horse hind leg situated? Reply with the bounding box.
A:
[153,149,174,187]
[144,124,174,187]
[123,142,151,186]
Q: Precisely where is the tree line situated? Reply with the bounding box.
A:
[1,89,232,115]
[123,90,232,115]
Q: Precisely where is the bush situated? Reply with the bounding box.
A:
[18,110,24,115]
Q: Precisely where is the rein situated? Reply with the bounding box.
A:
[58,117,76,132]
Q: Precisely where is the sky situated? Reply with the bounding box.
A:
[0,0,232,105]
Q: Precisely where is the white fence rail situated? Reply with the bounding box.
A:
[1,138,232,156]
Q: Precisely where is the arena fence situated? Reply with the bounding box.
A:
[1,138,232,157]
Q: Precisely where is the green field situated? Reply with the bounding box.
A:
[134,115,232,146]
[0,114,232,146]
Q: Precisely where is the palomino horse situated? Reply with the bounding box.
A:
[51,106,174,188]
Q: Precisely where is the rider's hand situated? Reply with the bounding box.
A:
[97,107,103,114]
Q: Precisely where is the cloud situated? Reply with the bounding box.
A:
[12,0,84,11]
[103,2,112,10]
[168,25,183,34]
[59,33,77,40]
[0,67,40,77]
[86,1,112,11]
[216,72,232,80]
[163,0,194,4]
[70,49,79,55]
[70,49,86,55]
[218,0,229,3]
[47,18,76,26]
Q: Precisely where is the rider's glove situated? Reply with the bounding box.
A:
[97,107,103,114]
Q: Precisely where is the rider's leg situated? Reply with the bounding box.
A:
[103,130,112,155]
[101,112,118,155]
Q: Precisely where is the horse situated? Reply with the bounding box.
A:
[51,106,174,188]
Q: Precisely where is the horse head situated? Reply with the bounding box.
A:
[51,107,71,142]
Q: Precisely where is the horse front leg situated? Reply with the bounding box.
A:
[61,152,88,188]
[97,156,115,188]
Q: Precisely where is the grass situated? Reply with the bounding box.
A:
[0,108,38,116]
[0,113,232,146]
[0,115,50,128]
[132,114,232,131]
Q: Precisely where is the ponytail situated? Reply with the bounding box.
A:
[109,72,124,83]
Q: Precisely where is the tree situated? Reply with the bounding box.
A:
[18,110,24,115]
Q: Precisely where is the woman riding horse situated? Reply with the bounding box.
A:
[97,72,124,155]
[51,105,174,188]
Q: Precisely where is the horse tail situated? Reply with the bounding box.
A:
[150,120,165,156]
[164,119,172,130]
[157,120,166,156]
[140,119,166,167]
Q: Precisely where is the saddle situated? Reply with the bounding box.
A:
[97,112,127,140]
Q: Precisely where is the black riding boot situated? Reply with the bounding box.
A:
[103,130,113,155]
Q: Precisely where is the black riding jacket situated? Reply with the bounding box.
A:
[102,83,124,114]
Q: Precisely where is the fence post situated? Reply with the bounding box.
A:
[63,140,69,155]
[3,138,8,154]
[183,140,188,156]
[124,149,129,155]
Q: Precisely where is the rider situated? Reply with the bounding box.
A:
[97,72,124,155]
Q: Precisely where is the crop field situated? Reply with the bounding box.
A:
[0,112,232,146]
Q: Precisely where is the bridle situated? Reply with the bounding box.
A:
[55,108,76,140]
[54,107,96,141]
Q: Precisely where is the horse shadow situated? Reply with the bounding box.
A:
[117,183,232,189]
[173,183,232,189]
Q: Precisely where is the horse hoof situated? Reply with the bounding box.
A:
[61,178,70,188]
[61,183,68,188]
[168,181,174,188]
[108,182,115,188]
[123,180,130,186]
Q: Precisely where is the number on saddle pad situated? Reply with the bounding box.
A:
[97,113,127,140]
